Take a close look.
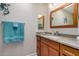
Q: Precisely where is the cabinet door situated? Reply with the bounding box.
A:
[48,47,59,56]
[37,36,41,48]
[37,36,41,56]
[41,42,48,56]
[37,48,41,56]
[60,44,79,56]
[61,50,75,56]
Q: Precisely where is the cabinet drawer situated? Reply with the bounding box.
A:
[46,39,59,51]
[37,36,41,40]
[60,44,79,56]
[41,37,59,51]
[41,37,48,44]
[48,46,59,56]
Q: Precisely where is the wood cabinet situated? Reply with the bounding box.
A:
[41,42,48,56]
[37,36,59,56]
[40,37,59,56]
[37,36,41,56]
[37,35,79,56]
[60,44,79,56]
[46,38,59,56]
[48,46,59,56]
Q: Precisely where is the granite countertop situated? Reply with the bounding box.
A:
[37,34,79,50]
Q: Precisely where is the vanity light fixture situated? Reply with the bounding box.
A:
[37,14,43,18]
[49,3,53,9]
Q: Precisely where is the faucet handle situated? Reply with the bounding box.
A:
[54,31,59,35]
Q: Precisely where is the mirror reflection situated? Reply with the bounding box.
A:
[51,4,73,26]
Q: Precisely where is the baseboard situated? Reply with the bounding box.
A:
[26,52,37,56]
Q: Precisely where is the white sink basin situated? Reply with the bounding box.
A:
[46,35,60,39]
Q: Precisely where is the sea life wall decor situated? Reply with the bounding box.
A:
[0,3,10,16]
[2,21,24,44]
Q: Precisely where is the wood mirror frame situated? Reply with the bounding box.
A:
[50,3,78,28]
[38,16,44,29]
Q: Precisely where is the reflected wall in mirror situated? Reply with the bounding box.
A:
[50,3,78,28]
[38,16,44,29]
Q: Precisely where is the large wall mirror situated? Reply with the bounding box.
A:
[50,3,78,28]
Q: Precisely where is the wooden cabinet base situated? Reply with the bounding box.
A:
[60,44,79,56]
[41,42,48,56]
[37,36,79,56]
[48,46,59,56]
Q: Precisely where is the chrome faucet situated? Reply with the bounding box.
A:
[54,31,59,36]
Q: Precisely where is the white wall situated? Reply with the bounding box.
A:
[0,3,48,56]
[36,4,49,32]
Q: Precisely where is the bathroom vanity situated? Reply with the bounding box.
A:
[36,34,79,56]
[37,3,79,56]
